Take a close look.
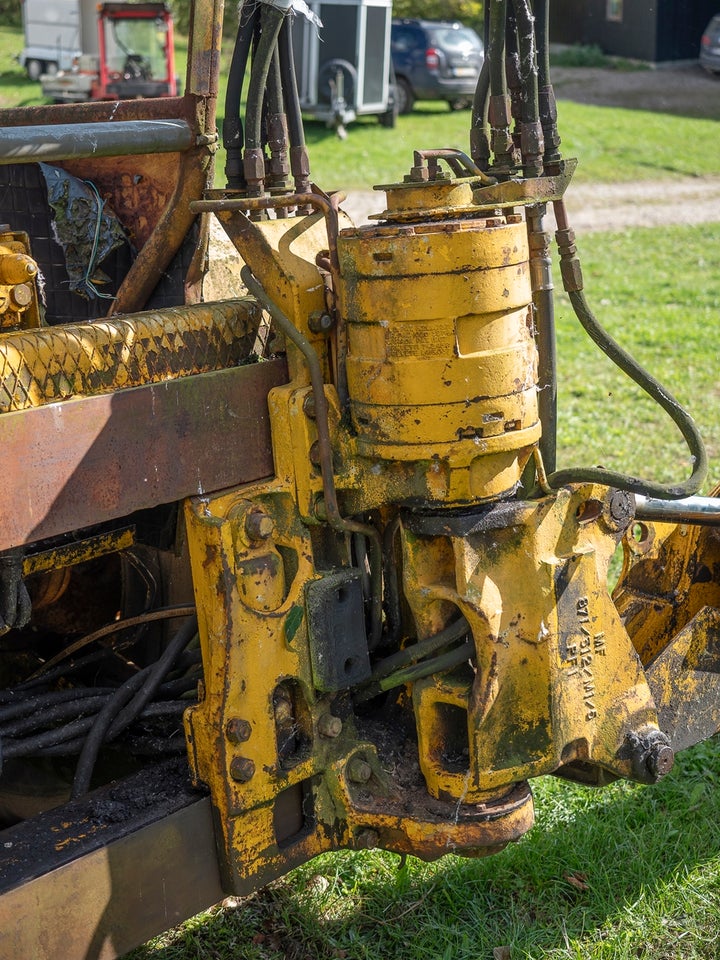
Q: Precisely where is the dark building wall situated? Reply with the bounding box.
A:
[550,0,718,62]
[655,0,718,60]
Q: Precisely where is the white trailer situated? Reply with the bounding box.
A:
[19,0,99,80]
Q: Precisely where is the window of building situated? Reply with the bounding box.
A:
[606,0,623,21]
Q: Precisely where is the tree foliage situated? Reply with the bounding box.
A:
[167,0,485,39]
[392,0,483,33]
[2,0,22,29]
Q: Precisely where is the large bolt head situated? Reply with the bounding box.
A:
[226,718,252,744]
[346,756,372,784]
[230,756,255,783]
[318,714,342,738]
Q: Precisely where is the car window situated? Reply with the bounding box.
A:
[427,27,483,53]
[391,26,423,53]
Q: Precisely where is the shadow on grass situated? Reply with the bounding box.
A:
[131,736,720,959]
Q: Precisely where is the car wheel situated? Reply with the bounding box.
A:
[448,97,472,111]
[26,59,43,81]
[395,77,415,115]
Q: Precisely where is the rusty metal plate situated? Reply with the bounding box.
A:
[0,359,288,551]
[0,761,224,960]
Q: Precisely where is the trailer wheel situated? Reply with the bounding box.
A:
[26,59,44,81]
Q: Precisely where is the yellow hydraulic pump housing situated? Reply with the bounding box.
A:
[182,151,689,892]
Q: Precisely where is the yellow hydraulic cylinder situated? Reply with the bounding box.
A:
[337,211,541,503]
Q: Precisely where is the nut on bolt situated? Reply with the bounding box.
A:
[226,717,252,744]
[229,756,255,783]
[346,756,372,784]
[318,713,342,739]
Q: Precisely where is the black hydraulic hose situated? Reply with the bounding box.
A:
[470,59,490,153]
[0,686,115,723]
[71,616,197,797]
[244,5,286,195]
[278,14,305,149]
[0,695,108,738]
[536,0,551,88]
[278,14,311,196]
[535,0,561,162]
[487,0,514,169]
[488,0,509,98]
[4,701,192,760]
[246,6,284,149]
[265,48,290,198]
[224,1,258,188]
[510,0,543,175]
[510,0,540,124]
[549,200,707,500]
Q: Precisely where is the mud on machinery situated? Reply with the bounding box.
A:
[0,0,719,955]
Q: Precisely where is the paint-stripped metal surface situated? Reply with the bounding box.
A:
[0,761,224,960]
[0,358,288,551]
[0,299,261,412]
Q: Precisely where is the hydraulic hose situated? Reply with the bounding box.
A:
[224,1,258,188]
[535,0,561,162]
[71,615,197,797]
[548,200,708,500]
[278,13,311,195]
[487,0,514,169]
[244,5,286,195]
[470,58,491,168]
[510,0,543,176]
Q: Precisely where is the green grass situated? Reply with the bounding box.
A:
[0,23,43,109]
[126,221,720,960]
[299,99,720,190]
[554,223,720,490]
[133,737,720,959]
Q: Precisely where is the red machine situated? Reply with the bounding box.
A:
[41,2,177,103]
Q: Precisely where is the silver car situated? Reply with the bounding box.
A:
[700,14,720,74]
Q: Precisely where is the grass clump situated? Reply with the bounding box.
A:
[551,44,611,68]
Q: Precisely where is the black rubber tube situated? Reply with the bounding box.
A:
[71,616,197,797]
[245,6,285,152]
[224,2,257,187]
[548,288,708,499]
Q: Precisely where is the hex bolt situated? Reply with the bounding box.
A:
[229,756,255,783]
[346,756,372,784]
[226,718,252,744]
[244,509,274,542]
[318,714,342,739]
[355,828,380,850]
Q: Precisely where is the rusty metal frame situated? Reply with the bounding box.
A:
[0,760,224,960]
[0,358,288,551]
